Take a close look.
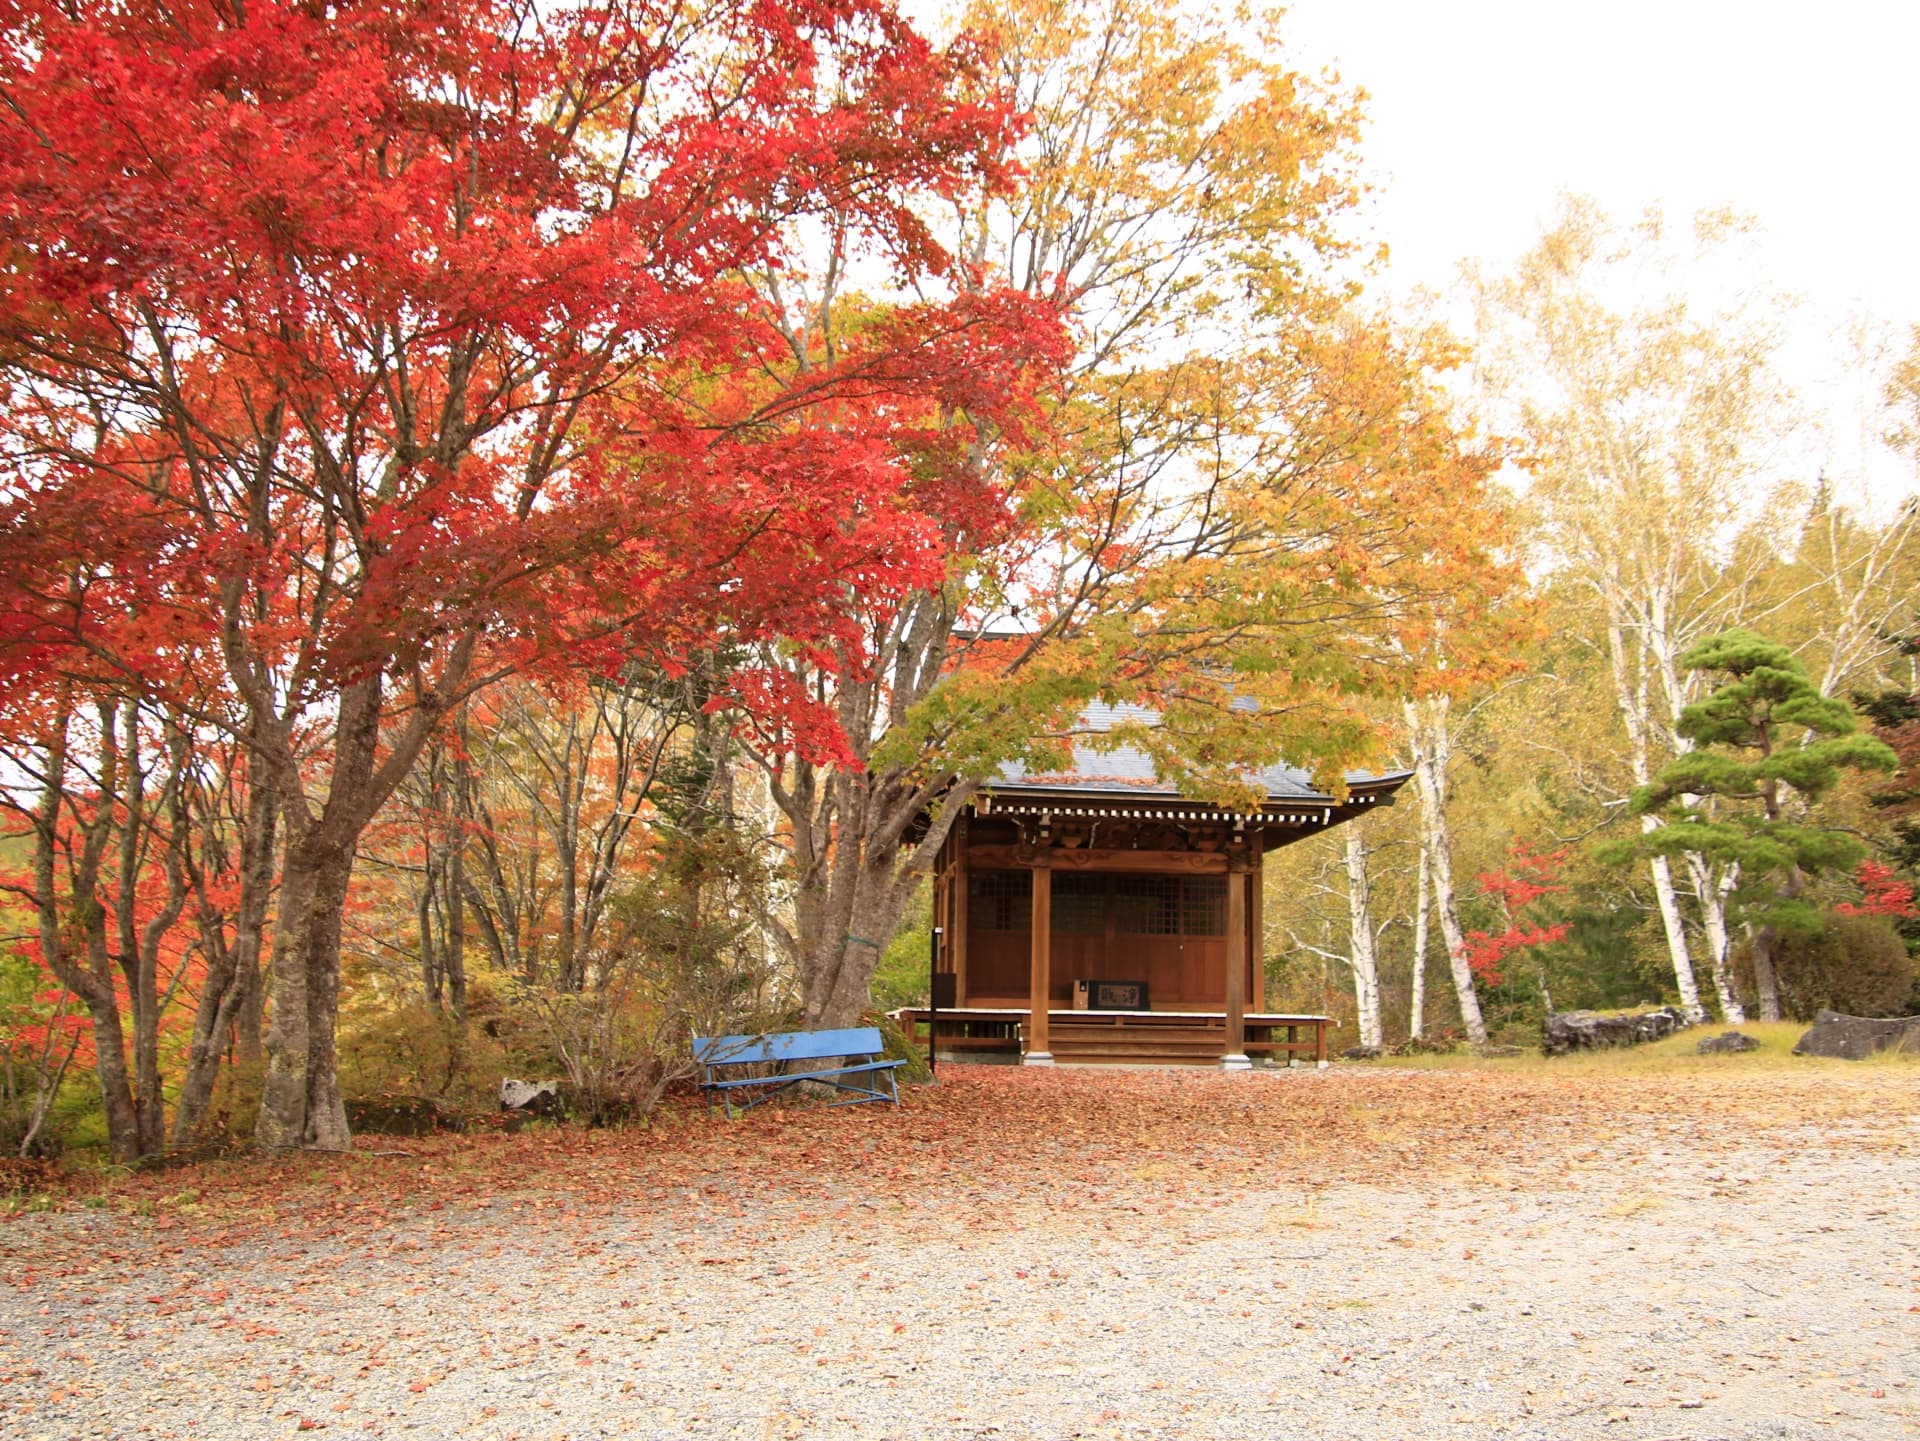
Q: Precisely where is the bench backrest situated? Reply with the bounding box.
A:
[693,1026,886,1067]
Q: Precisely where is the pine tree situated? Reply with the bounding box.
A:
[1629,630,1896,1020]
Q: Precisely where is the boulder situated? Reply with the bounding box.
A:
[1791,1010,1920,1061]
[1696,1030,1761,1056]
[499,1079,567,1119]
[1542,1006,1689,1057]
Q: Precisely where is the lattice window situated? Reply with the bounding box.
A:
[1051,872,1107,933]
[971,869,1229,936]
[1182,875,1228,936]
[1113,874,1179,935]
[969,870,1031,932]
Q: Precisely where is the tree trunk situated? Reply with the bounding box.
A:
[250,624,471,1150]
[1748,921,1783,1022]
[171,959,249,1146]
[86,1002,144,1164]
[447,810,468,1025]
[29,691,154,1162]
[256,676,386,1152]
[173,924,236,1147]
[446,711,471,1023]
[1406,699,1487,1045]
[1427,837,1486,1047]
[257,841,355,1151]
[173,766,277,1144]
[1686,853,1745,1024]
[1646,848,1705,1023]
[419,839,443,1007]
[800,857,913,1030]
[234,941,266,1066]
[257,848,316,1149]
[557,817,580,990]
[1409,845,1429,1041]
[115,702,172,1158]
[757,589,974,1028]
[1746,852,1799,1025]
[1343,825,1382,1050]
[1604,611,1710,1024]
[780,743,975,1031]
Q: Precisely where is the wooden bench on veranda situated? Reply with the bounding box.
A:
[692,1026,906,1114]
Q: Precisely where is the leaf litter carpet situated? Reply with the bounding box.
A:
[3,1065,1917,1440]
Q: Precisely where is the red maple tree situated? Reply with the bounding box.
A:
[1835,861,1918,919]
[1462,843,1572,988]
[0,0,1063,1149]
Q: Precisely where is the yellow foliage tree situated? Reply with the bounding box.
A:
[748,0,1528,1024]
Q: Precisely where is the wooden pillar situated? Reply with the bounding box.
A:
[934,838,951,965]
[952,815,970,1006]
[1249,834,1266,1012]
[1222,857,1251,1070]
[1025,860,1053,1064]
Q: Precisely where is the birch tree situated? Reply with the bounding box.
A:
[1477,197,1791,1023]
[1747,495,1920,701]
[1342,824,1385,1050]
[1404,695,1489,1045]
[1408,843,1430,1040]
[1278,824,1396,1049]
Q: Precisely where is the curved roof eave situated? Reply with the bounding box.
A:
[980,768,1413,812]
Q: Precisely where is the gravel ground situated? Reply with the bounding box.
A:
[3,1065,1918,1441]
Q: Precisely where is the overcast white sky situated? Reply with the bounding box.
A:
[907,0,1920,505]
[1277,0,1920,508]
[1281,0,1920,326]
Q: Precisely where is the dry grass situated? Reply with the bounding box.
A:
[1355,1019,1920,1075]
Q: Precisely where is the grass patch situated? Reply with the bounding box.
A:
[1351,1021,1920,1074]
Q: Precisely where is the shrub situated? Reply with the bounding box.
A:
[871,879,935,1013]
[522,830,786,1125]
[0,951,85,1160]
[868,1009,931,1084]
[336,963,542,1121]
[1763,911,1917,1019]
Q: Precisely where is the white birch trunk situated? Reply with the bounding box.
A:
[1343,825,1382,1050]
[1686,853,1746,1023]
[1409,845,1429,1042]
[1604,609,1707,1022]
[1405,698,1487,1046]
[1646,593,1724,1021]
[1644,848,1703,1022]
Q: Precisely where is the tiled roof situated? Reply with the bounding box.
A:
[991,701,1405,805]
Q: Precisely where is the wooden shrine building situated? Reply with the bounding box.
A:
[903,705,1410,1067]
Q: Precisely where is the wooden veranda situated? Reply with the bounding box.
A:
[894,1006,1332,1066]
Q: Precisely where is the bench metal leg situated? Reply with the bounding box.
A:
[702,1068,905,1116]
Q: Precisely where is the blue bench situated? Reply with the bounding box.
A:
[691,1026,905,1114]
